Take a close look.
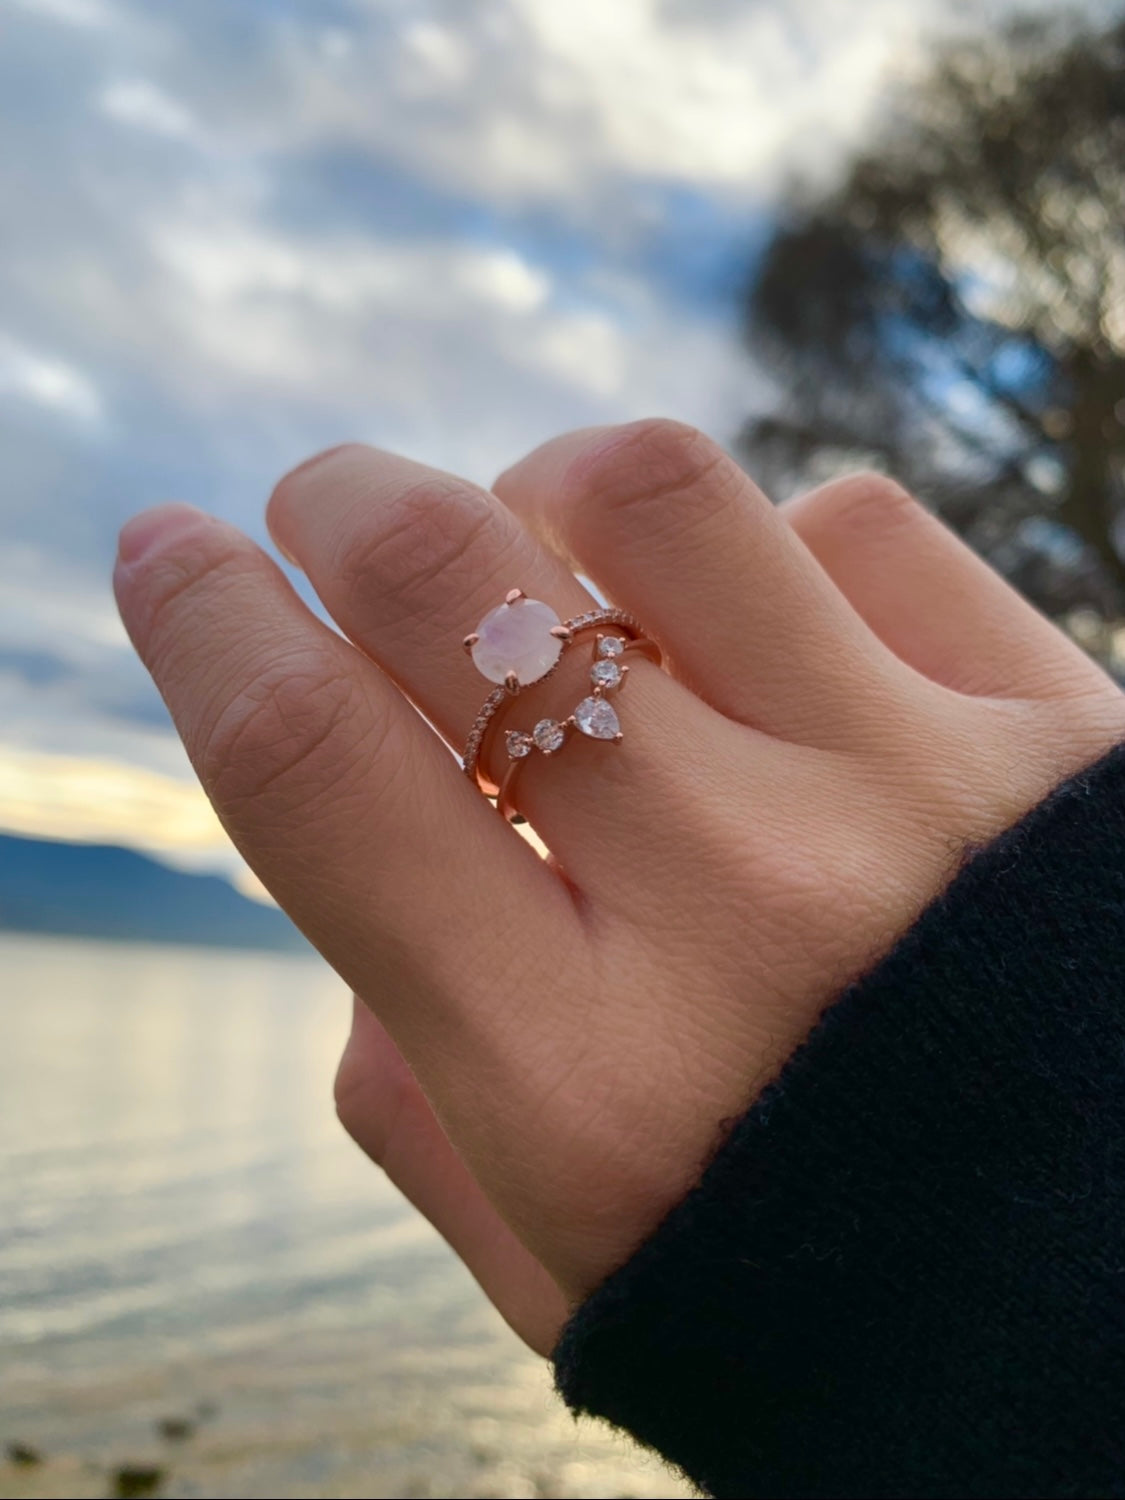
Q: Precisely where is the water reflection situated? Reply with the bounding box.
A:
[0,935,685,1498]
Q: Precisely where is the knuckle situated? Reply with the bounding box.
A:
[813,471,922,539]
[334,1033,412,1167]
[335,476,501,625]
[982,693,1125,811]
[198,657,370,811]
[333,1053,374,1145]
[565,418,730,539]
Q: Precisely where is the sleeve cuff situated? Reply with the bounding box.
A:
[553,742,1125,1499]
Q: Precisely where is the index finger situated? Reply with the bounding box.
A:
[112,502,581,1042]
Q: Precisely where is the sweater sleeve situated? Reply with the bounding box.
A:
[552,743,1125,1500]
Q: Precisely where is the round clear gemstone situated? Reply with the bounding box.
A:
[506,730,532,759]
[470,597,563,686]
[532,718,566,754]
[574,696,621,740]
[598,636,626,658]
[591,659,622,689]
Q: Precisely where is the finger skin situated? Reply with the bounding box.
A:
[336,997,568,1356]
[493,419,910,746]
[265,443,594,752]
[112,502,576,1047]
[264,440,717,894]
[781,474,1111,699]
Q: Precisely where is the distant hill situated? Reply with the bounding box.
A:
[0,834,309,952]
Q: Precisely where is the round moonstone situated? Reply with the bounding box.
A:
[532,718,566,753]
[591,659,622,689]
[471,597,563,686]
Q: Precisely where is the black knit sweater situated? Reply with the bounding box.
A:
[553,744,1125,1499]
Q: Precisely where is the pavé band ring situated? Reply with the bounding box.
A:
[461,590,661,818]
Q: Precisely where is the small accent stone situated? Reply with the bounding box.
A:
[591,659,622,689]
[470,597,563,686]
[506,730,533,759]
[598,636,626,658]
[574,696,621,740]
[533,718,567,753]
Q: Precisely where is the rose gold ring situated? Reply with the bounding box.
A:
[461,589,661,819]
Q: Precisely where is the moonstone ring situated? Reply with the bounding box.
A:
[461,589,661,820]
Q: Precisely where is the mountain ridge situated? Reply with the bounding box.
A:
[0,833,308,952]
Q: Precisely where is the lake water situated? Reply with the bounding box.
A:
[0,935,686,1499]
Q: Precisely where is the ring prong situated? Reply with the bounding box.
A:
[549,624,572,641]
[612,732,624,744]
[462,632,479,654]
[504,588,525,605]
[505,671,520,696]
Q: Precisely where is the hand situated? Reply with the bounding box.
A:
[114,420,1125,1356]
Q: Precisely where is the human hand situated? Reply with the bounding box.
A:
[114,420,1125,1357]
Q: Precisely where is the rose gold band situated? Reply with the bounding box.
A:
[461,604,661,813]
[494,632,661,821]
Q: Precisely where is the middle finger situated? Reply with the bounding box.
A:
[267,443,709,885]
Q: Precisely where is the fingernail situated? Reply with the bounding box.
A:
[117,503,211,566]
[277,442,358,490]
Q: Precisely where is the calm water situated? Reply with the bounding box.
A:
[0,935,684,1499]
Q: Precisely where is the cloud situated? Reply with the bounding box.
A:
[0,0,1109,882]
[0,745,224,859]
[98,78,202,142]
[0,334,104,426]
[0,546,128,661]
[5,0,115,27]
[156,0,912,207]
[0,744,277,900]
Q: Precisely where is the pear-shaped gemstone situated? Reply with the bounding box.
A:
[574,696,621,740]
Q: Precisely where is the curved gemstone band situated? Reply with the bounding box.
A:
[460,593,661,816]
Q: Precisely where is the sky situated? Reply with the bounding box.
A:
[0,0,1091,890]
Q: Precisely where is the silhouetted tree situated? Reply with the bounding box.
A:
[742,11,1125,634]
